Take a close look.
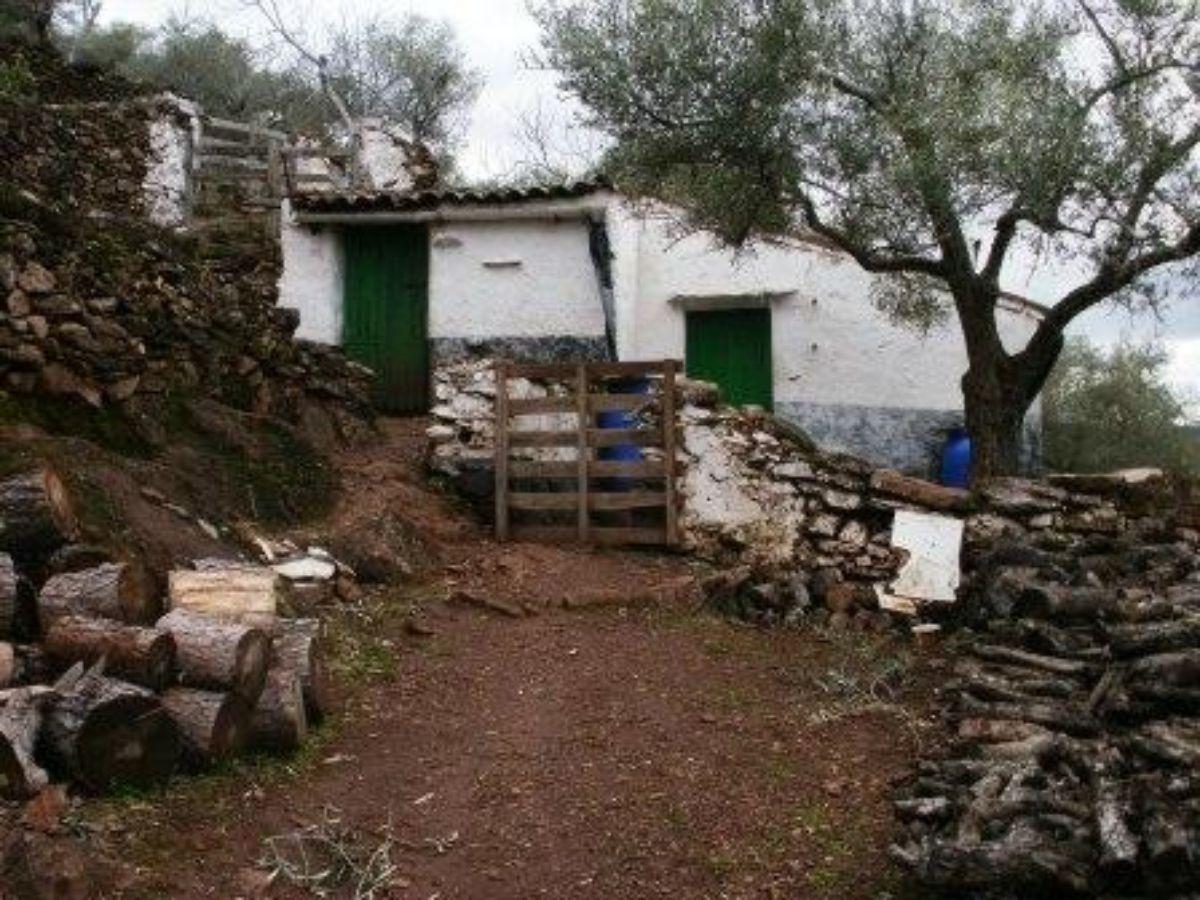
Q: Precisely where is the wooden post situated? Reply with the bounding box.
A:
[267,141,283,199]
[576,364,590,543]
[495,362,510,542]
[662,360,679,546]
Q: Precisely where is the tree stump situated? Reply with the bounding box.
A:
[160,688,250,766]
[156,608,270,703]
[249,665,307,754]
[39,562,159,627]
[0,686,51,799]
[0,470,79,556]
[273,618,333,721]
[43,617,176,691]
[41,673,180,792]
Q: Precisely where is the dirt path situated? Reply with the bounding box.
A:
[86,421,938,899]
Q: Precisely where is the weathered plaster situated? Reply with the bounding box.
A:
[143,95,199,229]
[279,202,345,344]
[428,219,606,344]
[354,118,418,193]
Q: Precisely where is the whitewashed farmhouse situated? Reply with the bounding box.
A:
[279,179,1044,475]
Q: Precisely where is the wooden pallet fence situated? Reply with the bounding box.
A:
[495,360,680,547]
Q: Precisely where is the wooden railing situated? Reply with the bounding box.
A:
[495,360,680,547]
[194,116,356,207]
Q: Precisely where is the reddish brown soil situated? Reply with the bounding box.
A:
[81,420,939,899]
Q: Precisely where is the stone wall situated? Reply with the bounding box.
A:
[428,357,1195,628]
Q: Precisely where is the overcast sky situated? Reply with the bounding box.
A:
[97,0,1199,401]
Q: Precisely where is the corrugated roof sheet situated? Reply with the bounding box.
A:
[290,177,613,213]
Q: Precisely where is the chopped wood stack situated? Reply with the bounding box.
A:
[893,531,1200,896]
[0,537,334,799]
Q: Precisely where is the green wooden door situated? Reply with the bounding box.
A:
[685,308,774,410]
[343,226,429,414]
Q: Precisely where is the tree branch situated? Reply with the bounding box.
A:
[794,193,946,277]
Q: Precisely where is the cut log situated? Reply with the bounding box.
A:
[968,643,1093,677]
[1015,584,1122,622]
[1106,618,1200,658]
[168,565,279,628]
[0,470,79,562]
[156,608,270,702]
[957,694,1100,737]
[0,686,51,799]
[0,553,16,639]
[272,618,333,721]
[249,665,307,754]
[160,688,250,765]
[1127,650,1200,688]
[39,562,159,627]
[41,672,180,792]
[43,616,175,691]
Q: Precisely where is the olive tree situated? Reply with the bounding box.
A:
[536,0,1200,478]
[1044,338,1198,476]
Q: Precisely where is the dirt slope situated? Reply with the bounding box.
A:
[74,420,939,899]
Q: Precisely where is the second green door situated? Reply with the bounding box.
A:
[685,307,774,410]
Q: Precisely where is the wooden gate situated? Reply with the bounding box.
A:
[495,360,680,547]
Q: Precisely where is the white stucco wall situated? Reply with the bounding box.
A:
[428,218,606,342]
[608,202,1042,414]
[279,202,345,344]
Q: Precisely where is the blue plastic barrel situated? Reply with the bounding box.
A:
[597,377,651,490]
[940,427,972,488]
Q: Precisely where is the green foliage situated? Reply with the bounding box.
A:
[0,52,35,99]
[61,11,480,152]
[1043,338,1199,476]
[323,15,483,148]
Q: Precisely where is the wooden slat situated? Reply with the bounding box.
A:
[587,361,673,378]
[504,362,577,379]
[508,492,579,511]
[495,362,510,541]
[591,459,666,478]
[575,364,590,542]
[509,526,669,546]
[590,393,654,413]
[279,146,353,160]
[508,492,666,512]
[508,396,574,415]
[588,428,661,448]
[662,360,679,546]
[590,491,667,511]
[201,116,288,141]
[508,430,577,448]
[508,459,667,479]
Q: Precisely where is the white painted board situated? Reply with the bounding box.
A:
[888,510,964,603]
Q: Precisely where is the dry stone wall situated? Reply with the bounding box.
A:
[429,358,1198,628]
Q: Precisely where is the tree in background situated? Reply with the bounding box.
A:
[537,0,1200,478]
[1043,338,1198,476]
[53,3,480,158]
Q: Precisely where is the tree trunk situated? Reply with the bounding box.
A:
[962,365,1028,481]
[957,291,1062,481]
[0,469,79,564]
[38,562,159,628]
[249,665,307,754]
[160,688,251,765]
[41,673,180,792]
[0,686,51,799]
[272,618,333,722]
[42,616,176,691]
[156,608,270,703]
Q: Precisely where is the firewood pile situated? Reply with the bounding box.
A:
[0,468,334,799]
[892,527,1200,896]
